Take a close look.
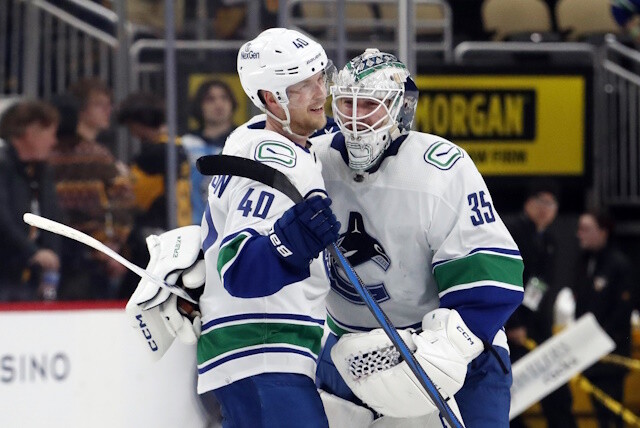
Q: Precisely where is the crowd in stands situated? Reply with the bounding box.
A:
[0,77,238,302]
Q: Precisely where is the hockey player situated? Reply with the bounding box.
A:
[127,28,340,427]
[311,49,525,427]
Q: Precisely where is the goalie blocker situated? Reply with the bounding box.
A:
[331,308,483,422]
[126,226,205,361]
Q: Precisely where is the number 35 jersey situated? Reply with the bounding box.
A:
[312,131,524,344]
[197,124,330,394]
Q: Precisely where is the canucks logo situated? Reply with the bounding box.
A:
[325,212,391,304]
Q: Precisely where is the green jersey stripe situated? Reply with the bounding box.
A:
[326,314,350,337]
[197,322,324,364]
[217,233,250,276]
[434,252,523,293]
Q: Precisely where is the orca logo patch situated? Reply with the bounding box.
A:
[325,212,391,305]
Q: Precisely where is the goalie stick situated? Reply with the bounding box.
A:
[22,213,197,307]
[197,154,464,428]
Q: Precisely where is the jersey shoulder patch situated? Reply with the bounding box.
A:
[423,140,464,170]
[254,140,297,168]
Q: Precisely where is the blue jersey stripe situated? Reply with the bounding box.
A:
[327,309,422,333]
[202,313,325,331]
[197,347,317,374]
[202,203,217,252]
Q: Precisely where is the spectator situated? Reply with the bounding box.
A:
[0,100,62,301]
[574,211,634,428]
[116,92,191,298]
[49,79,135,300]
[611,0,640,43]
[182,79,237,224]
[505,179,577,428]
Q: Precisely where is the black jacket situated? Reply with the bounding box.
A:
[574,244,634,358]
[505,214,558,343]
[0,140,62,285]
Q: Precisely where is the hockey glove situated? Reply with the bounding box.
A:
[126,226,205,361]
[269,195,340,268]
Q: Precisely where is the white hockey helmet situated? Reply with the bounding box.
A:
[237,28,330,111]
[331,49,418,171]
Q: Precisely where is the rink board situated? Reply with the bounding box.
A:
[0,303,211,428]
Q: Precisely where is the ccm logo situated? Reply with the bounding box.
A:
[456,325,475,346]
[136,314,159,352]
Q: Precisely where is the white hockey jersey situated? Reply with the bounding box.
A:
[196,123,330,393]
[312,131,524,344]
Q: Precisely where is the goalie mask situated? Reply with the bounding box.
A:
[331,49,418,171]
[237,28,334,138]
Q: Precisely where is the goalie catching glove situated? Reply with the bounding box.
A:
[126,226,205,361]
[331,308,483,419]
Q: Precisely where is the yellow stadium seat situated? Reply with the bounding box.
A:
[481,0,552,41]
[555,0,621,41]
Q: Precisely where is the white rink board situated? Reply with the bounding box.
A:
[0,309,213,428]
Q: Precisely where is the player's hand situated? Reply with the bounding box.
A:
[506,326,527,345]
[269,195,340,268]
[30,249,60,271]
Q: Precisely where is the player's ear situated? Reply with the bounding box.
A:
[262,91,277,108]
[262,91,285,117]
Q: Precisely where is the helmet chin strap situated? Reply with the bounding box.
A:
[264,104,313,142]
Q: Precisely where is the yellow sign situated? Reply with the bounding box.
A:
[414,75,585,175]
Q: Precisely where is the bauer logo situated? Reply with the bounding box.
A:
[416,89,536,141]
[173,236,181,258]
[255,141,297,167]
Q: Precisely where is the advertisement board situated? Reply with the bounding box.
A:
[414,74,587,176]
[0,305,212,428]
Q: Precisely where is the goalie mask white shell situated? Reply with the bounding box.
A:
[331,49,418,171]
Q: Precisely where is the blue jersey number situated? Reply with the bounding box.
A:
[238,188,275,219]
[467,191,495,226]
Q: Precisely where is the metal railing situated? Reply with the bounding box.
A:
[601,39,640,208]
[285,0,453,73]
[1,0,124,99]
[128,39,242,93]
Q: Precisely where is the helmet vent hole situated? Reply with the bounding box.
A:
[275,50,282,53]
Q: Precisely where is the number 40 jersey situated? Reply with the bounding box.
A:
[311,130,524,346]
[197,124,330,395]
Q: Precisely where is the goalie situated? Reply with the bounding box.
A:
[310,49,525,427]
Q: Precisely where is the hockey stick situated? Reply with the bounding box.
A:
[197,154,464,428]
[22,213,197,306]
